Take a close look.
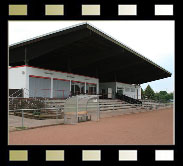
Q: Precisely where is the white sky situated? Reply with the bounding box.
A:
[9,21,174,93]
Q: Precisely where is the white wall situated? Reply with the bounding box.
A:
[99,82,141,99]
[9,66,142,99]
[9,66,26,89]
[116,82,141,99]
[26,66,99,84]
[9,65,99,98]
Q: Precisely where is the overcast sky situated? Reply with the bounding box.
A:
[9,21,174,93]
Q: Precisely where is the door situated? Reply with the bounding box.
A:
[53,79,70,98]
[71,82,84,95]
[71,84,75,95]
[117,87,123,95]
[108,88,112,98]
[29,76,51,98]
[87,84,97,95]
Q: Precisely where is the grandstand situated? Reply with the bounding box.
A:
[9,23,172,124]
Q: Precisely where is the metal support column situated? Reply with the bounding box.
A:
[24,47,29,65]
[70,80,71,96]
[84,82,86,94]
[51,78,53,98]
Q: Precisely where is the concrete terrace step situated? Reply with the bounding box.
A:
[43,99,128,107]
[10,98,141,112]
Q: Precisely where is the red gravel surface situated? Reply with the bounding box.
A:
[9,108,173,145]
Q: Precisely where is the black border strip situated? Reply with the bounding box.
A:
[0,0,180,166]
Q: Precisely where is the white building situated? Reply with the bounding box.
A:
[9,23,171,101]
[9,65,99,98]
[9,65,141,99]
[100,82,141,99]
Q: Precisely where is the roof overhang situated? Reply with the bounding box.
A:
[9,23,171,84]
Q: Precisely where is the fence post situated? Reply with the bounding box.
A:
[97,96,100,120]
[76,95,78,123]
[22,110,24,128]
[56,108,58,124]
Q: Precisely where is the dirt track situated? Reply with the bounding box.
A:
[9,108,173,145]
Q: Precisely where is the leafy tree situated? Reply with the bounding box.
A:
[141,88,145,99]
[164,92,173,101]
[159,91,168,96]
[154,92,160,101]
[154,91,173,102]
[144,85,155,99]
[158,91,168,102]
[169,92,173,99]
[142,85,173,102]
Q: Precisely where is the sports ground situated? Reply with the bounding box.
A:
[9,108,173,145]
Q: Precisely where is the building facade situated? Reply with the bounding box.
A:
[99,82,141,99]
[9,23,171,100]
[9,65,99,98]
[9,65,141,99]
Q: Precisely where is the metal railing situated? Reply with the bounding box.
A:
[9,108,63,130]
[9,91,173,131]
[116,93,142,104]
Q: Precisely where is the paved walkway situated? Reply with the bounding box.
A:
[9,115,64,131]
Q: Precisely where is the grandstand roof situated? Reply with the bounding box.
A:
[9,23,171,84]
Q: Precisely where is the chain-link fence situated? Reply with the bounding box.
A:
[9,89,173,131]
[9,94,100,131]
[9,97,64,131]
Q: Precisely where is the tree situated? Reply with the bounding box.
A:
[144,85,155,99]
[154,92,160,101]
[154,91,173,102]
[159,91,168,102]
[141,88,145,99]
[159,91,168,96]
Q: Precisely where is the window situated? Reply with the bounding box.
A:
[131,88,135,92]
[125,88,130,92]
[117,87,123,94]
[71,81,85,95]
[86,83,97,95]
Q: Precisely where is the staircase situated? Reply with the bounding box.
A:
[99,99,139,111]
[40,98,141,112]
[10,99,141,111]
[43,99,65,108]
[116,93,142,105]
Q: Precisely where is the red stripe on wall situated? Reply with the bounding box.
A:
[54,90,65,91]
[29,75,51,79]
[54,78,97,85]
[10,65,98,79]
[9,65,26,69]
[87,82,97,85]
[53,78,70,82]
[71,80,85,84]
[29,75,97,85]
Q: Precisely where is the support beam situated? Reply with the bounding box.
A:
[84,82,86,94]
[69,80,71,91]
[50,78,53,98]
[24,47,29,65]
